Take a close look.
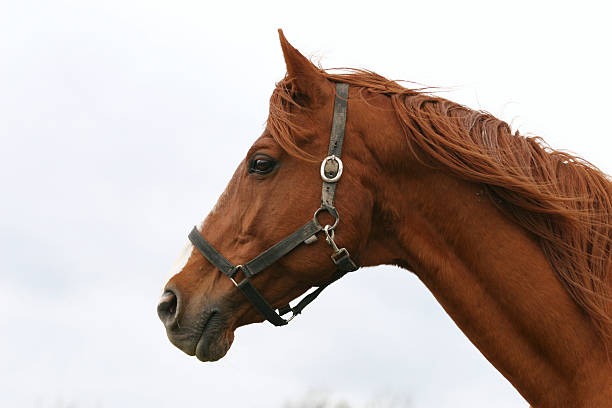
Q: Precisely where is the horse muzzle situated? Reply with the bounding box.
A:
[157,286,235,361]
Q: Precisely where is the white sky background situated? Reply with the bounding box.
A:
[1,1,610,407]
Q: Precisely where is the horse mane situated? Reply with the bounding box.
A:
[267,68,612,345]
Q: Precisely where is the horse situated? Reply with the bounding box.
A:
[157,30,612,407]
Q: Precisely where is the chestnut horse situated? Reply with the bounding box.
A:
[158,31,612,407]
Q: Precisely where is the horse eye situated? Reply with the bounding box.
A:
[249,158,276,175]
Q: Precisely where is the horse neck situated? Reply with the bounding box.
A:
[360,154,612,407]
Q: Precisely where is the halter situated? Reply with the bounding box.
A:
[188,83,358,326]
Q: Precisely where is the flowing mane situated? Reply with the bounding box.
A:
[268,68,612,345]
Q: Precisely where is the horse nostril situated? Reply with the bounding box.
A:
[157,290,178,326]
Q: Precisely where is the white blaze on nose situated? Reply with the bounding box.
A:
[164,240,195,289]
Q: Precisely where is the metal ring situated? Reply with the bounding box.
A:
[320,155,343,183]
[313,207,340,230]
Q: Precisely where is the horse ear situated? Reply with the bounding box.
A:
[278,29,328,105]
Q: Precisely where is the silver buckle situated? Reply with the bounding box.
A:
[320,155,343,183]
[230,265,243,287]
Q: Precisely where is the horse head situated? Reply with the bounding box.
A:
[157,31,381,361]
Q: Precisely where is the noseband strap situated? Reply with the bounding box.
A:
[189,83,358,326]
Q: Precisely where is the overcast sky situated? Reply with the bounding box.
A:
[1,1,610,407]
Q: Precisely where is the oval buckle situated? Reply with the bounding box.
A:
[320,155,343,183]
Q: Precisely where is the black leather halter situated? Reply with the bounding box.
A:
[188,83,358,326]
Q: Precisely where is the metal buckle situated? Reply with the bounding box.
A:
[320,155,343,183]
[229,265,243,287]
